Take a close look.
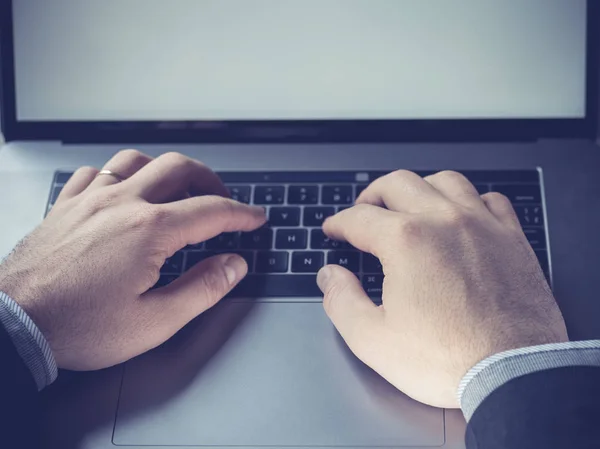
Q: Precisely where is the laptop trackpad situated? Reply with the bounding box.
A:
[114,302,444,447]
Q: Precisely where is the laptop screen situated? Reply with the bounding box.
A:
[12,0,588,122]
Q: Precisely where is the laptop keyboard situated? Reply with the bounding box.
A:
[47,170,550,301]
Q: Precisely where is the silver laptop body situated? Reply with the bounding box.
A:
[1,1,598,448]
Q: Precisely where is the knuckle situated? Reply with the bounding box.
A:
[127,205,180,257]
[160,151,191,167]
[443,205,472,227]
[352,203,373,214]
[388,169,416,181]
[428,170,472,188]
[323,279,348,317]
[351,203,377,223]
[210,196,238,216]
[483,191,511,207]
[198,264,229,306]
[391,169,414,177]
[198,195,237,212]
[394,217,423,241]
[118,148,146,163]
[435,170,467,182]
[217,200,242,227]
[129,204,158,228]
[74,165,98,177]
[145,205,172,229]
[83,191,111,215]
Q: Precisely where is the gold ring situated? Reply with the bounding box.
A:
[96,169,126,183]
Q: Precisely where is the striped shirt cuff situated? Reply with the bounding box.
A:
[457,340,600,421]
[0,291,58,390]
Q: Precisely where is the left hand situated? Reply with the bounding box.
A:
[0,150,266,371]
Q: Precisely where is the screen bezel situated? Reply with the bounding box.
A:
[1,0,598,143]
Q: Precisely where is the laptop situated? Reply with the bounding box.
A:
[1,1,599,448]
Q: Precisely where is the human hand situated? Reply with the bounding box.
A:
[316,170,568,408]
[0,150,266,371]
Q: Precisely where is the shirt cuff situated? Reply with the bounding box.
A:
[457,340,600,421]
[0,291,58,390]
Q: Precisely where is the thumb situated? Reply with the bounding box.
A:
[146,253,247,332]
[317,264,384,357]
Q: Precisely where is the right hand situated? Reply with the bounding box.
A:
[316,170,568,409]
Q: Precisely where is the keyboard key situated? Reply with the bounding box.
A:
[303,207,336,227]
[276,229,308,249]
[269,207,301,227]
[292,251,325,273]
[256,252,289,273]
[185,251,214,271]
[161,252,184,274]
[362,253,383,274]
[227,185,251,204]
[328,251,360,273]
[254,186,285,205]
[322,185,353,205]
[288,186,319,204]
[492,185,541,204]
[355,185,368,199]
[362,275,384,298]
[229,275,322,298]
[152,274,179,289]
[206,233,239,250]
[523,228,546,249]
[514,205,544,226]
[241,228,273,249]
[310,229,350,250]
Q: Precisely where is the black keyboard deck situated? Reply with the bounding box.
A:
[47,170,550,301]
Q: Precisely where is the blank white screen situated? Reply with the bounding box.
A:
[13,0,587,121]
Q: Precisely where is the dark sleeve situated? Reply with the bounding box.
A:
[0,323,40,449]
[466,366,600,449]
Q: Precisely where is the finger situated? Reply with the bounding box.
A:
[424,171,484,208]
[481,192,520,228]
[356,170,446,213]
[143,253,247,337]
[156,196,267,249]
[125,152,229,203]
[322,204,400,257]
[55,166,99,203]
[87,149,153,190]
[317,265,384,360]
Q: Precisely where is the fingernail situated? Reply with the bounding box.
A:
[317,266,332,291]
[223,255,247,285]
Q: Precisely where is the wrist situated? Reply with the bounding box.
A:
[458,340,600,421]
[0,290,59,390]
[0,254,49,333]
